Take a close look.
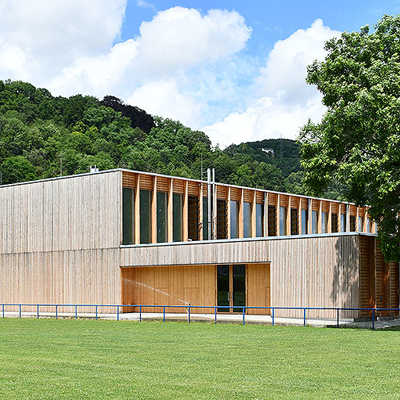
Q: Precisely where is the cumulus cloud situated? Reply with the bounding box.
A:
[128,79,203,128]
[0,0,127,83]
[204,19,340,147]
[48,7,251,99]
[0,4,339,148]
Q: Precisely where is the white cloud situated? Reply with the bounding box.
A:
[0,0,127,83]
[0,4,339,148]
[204,19,340,147]
[137,0,156,11]
[128,80,203,128]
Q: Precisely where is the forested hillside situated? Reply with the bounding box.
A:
[0,80,312,195]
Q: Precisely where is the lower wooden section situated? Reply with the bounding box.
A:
[121,265,216,313]
[247,264,270,315]
[121,263,271,315]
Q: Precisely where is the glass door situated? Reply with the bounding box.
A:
[217,265,246,312]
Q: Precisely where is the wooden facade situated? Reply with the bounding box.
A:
[0,169,398,319]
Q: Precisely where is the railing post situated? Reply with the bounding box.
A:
[214,306,217,324]
[272,307,275,326]
[117,305,120,321]
[37,304,40,319]
[56,305,58,320]
[188,305,191,324]
[95,305,98,320]
[303,308,306,327]
[2,304,4,319]
[139,305,142,322]
[372,309,375,330]
[19,304,21,319]
[336,308,339,328]
[242,307,245,326]
[163,306,166,322]
[75,305,78,320]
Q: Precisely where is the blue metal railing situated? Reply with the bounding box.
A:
[0,303,398,329]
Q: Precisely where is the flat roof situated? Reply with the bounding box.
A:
[120,231,377,250]
[0,167,363,207]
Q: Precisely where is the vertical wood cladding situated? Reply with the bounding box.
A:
[121,265,216,313]
[0,171,122,253]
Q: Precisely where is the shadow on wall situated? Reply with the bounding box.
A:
[331,235,360,319]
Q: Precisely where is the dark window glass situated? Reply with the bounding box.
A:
[350,215,356,232]
[331,213,338,233]
[188,196,199,241]
[233,265,246,312]
[256,203,263,237]
[173,193,182,242]
[157,191,167,243]
[203,197,208,240]
[140,189,151,244]
[290,208,298,235]
[217,199,227,239]
[230,200,238,239]
[122,188,134,245]
[268,205,277,236]
[301,209,308,234]
[243,202,251,238]
[217,265,229,312]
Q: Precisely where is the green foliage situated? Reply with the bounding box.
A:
[299,15,400,261]
[0,80,307,194]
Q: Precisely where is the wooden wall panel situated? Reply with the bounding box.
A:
[0,171,121,254]
[230,188,241,202]
[121,265,216,313]
[247,264,270,315]
[269,235,360,319]
[0,249,121,313]
[216,185,228,199]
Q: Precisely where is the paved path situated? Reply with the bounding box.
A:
[2,310,399,329]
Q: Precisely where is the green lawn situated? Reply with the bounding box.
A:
[0,319,399,399]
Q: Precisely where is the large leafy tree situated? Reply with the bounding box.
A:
[299,15,400,261]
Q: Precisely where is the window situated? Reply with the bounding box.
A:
[268,205,277,236]
[256,203,264,237]
[140,189,151,244]
[331,213,338,233]
[358,216,364,232]
[350,215,356,232]
[290,208,298,235]
[312,210,318,234]
[217,200,227,239]
[279,206,287,235]
[157,191,167,243]
[203,197,208,240]
[366,217,371,232]
[173,193,182,242]
[243,202,251,238]
[321,211,327,233]
[301,209,308,234]
[340,213,346,232]
[188,196,199,241]
[122,188,134,245]
[230,201,239,239]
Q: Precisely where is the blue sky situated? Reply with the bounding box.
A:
[122,0,400,54]
[1,1,400,146]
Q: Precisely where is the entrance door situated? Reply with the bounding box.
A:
[217,265,246,312]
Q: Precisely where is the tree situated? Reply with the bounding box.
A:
[1,156,36,184]
[299,15,400,261]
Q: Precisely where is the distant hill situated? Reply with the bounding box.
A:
[224,139,300,179]
[0,80,340,198]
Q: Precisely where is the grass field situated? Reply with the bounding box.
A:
[0,319,400,399]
